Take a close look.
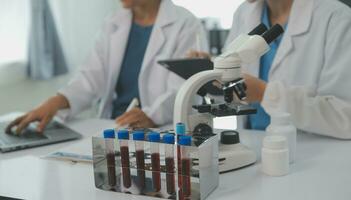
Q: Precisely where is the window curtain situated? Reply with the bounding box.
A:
[340,0,351,7]
[27,0,68,80]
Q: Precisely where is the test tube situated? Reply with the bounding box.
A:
[179,135,192,199]
[176,123,186,198]
[176,123,186,136]
[103,129,116,188]
[117,129,131,188]
[148,132,161,192]
[163,134,176,195]
[133,131,145,190]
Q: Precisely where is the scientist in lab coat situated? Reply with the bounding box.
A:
[192,0,351,139]
[6,0,208,134]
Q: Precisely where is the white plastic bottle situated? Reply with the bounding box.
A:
[261,135,289,176]
[266,112,297,163]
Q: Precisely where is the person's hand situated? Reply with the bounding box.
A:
[242,73,267,103]
[5,94,70,135]
[186,50,211,59]
[116,108,156,128]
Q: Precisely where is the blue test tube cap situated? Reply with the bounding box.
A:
[133,131,145,141]
[163,134,175,144]
[103,129,115,139]
[148,132,161,142]
[178,135,192,146]
[176,123,186,135]
[117,129,129,140]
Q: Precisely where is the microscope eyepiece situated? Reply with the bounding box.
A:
[262,24,285,44]
[248,23,268,36]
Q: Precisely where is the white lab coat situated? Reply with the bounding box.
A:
[58,0,208,126]
[227,0,351,139]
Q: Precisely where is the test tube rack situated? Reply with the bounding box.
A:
[92,131,219,200]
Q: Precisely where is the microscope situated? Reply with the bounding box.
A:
[173,23,284,173]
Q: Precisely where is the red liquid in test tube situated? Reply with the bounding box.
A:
[133,131,146,190]
[148,132,161,192]
[178,145,183,199]
[135,150,145,189]
[165,157,175,194]
[178,135,192,199]
[118,130,131,189]
[120,146,131,188]
[103,129,117,188]
[151,153,161,191]
[163,134,176,195]
[106,153,116,187]
[181,158,191,197]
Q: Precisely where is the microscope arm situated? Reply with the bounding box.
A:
[173,70,223,132]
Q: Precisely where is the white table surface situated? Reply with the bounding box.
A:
[1,117,351,200]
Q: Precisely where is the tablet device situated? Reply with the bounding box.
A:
[158,58,222,95]
[158,58,213,79]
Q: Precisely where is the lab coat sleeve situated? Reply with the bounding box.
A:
[262,9,351,139]
[143,18,209,126]
[224,3,243,49]
[57,22,109,119]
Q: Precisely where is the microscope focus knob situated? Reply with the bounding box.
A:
[221,131,240,145]
[193,123,213,136]
[233,81,247,101]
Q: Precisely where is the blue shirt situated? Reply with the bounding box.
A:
[111,23,153,118]
[248,3,286,130]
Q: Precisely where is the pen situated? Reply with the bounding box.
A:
[196,33,201,52]
[126,98,139,112]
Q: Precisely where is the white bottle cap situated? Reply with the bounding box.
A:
[270,112,291,126]
[263,135,288,150]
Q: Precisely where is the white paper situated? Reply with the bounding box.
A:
[43,137,93,163]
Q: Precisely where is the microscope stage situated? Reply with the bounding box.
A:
[193,103,257,117]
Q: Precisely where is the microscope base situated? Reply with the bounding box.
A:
[218,143,257,173]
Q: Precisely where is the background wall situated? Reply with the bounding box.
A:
[173,0,244,29]
[50,0,120,71]
[0,0,30,85]
[0,0,120,86]
[0,0,30,65]
[340,0,351,6]
[0,0,121,115]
